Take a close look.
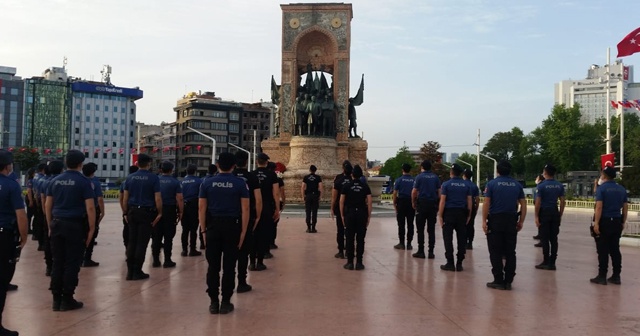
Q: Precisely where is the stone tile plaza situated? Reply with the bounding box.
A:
[5,202,640,335]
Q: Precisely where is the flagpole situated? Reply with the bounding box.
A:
[621,85,625,173]
[476,129,481,189]
[606,47,612,154]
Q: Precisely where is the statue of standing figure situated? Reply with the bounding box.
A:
[306,95,322,136]
[348,74,364,138]
[321,94,335,137]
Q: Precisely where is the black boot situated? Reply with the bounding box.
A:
[590,273,607,285]
[456,260,464,272]
[412,248,426,259]
[428,249,435,259]
[440,261,455,272]
[306,224,311,233]
[60,294,84,311]
[126,262,134,280]
[52,293,62,311]
[607,274,621,285]
[152,254,161,268]
[394,242,405,250]
[311,225,317,233]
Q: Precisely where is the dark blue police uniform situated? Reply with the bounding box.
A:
[233,167,260,291]
[32,172,45,249]
[394,174,415,248]
[464,179,480,248]
[119,182,129,248]
[413,170,441,258]
[124,169,161,280]
[440,176,470,269]
[83,176,103,265]
[302,172,322,232]
[594,180,627,281]
[41,173,58,275]
[484,175,525,287]
[199,173,249,307]
[535,179,565,268]
[251,167,278,270]
[47,170,94,306]
[180,174,202,255]
[341,178,371,268]
[152,175,182,266]
[333,173,352,258]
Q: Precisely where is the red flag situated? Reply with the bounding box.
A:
[56,148,63,153]
[31,148,38,153]
[44,149,51,154]
[184,146,191,151]
[140,148,147,153]
[617,27,640,58]
[131,148,137,153]
[196,145,202,151]
[601,153,615,169]
[19,148,26,152]
[105,148,112,153]
[95,148,101,153]
[152,147,159,153]
[119,148,124,154]
[83,148,88,152]
[162,146,169,152]
[611,101,619,109]
[7,147,13,152]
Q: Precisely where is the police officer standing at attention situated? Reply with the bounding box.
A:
[45,150,96,311]
[249,153,280,271]
[302,165,322,233]
[32,164,46,251]
[123,154,162,281]
[199,152,249,314]
[411,160,441,259]
[82,163,104,267]
[271,164,285,250]
[0,150,28,336]
[438,164,471,272]
[180,164,202,257]
[483,160,526,290]
[534,164,565,271]
[233,151,262,293]
[591,165,627,285]
[41,161,64,277]
[340,165,372,270]
[330,161,352,259]
[152,161,183,268]
[393,163,415,250]
[199,164,218,250]
[463,169,479,250]
[119,165,139,253]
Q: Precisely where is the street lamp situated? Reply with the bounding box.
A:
[479,153,497,179]
[456,159,474,170]
[228,142,251,169]
[187,127,216,164]
[0,118,10,149]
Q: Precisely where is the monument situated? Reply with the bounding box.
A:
[262,3,368,203]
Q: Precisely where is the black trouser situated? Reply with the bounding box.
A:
[152,205,178,260]
[181,200,199,252]
[237,217,255,284]
[466,206,478,244]
[345,208,368,263]
[539,207,560,264]
[305,193,320,226]
[126,207,155,271]
[415,199,438,253]
[251,210,274,264]
[486,213,518,284]
[0,231,17,326]
[205,215,241,302]
[27,204,34,232]
[33,203,44,245]
[595,217,623,277]
[334,206,345,252]
[396,198,415,244]
[122,218,129,248]
[84,208,101,262]
[442,208,467,263]
[44,216,53,270]
[49,218,86,296]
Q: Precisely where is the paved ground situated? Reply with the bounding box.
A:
[4,203,640,336]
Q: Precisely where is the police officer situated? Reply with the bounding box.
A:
[82,163,104,267]
[152,161,183,268]
[45,150,96,311]
[41,161,64,277]
[302,165,323,233]
[25,168,36,235]
[340,165,372,270]
[0,150,28,336]
[438,164,471,272]
[483,160,526,290]
[393,163,415,250]
[249,153,280,271]
[591,165,627,285]
[180,164,202,257]
[411,160,441,259]
[233,151,262,293]
[32,164,46,250]
[119,165,139,251]
[199,152,249,314]
[463,169,479,250]
[534,164,565,271]
[199,164,218,250]
[123,154,162,281]
[331,161,352,259]
[271,165,285,249]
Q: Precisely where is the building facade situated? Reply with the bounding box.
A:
[241,102,272,156]
[0,66,25,149]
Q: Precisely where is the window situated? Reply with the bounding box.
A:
[120,131,125,136]
[76,103,81,110]
[105,106,108,112]
[113,141,118,147]
[94,140,99,146]
[113,130,118,136]
[95,117,99,122]
[103,153,107,159]
[85,152,89,158]
[84,140,89,146]
[96,105,100,111]
[112,153,117,159]
[229,123,239,132]
[87,104,91,110]
[85,116,90,122]
[131,108,135,115]
[95,128,99,135]
[74,140,79,146]
[10,88,18,95]
[104,117,109,123]
[211,122,227,131]
[120,165,124,171]
[230,112,239,121]
[75,115,80,122]
[103,165,107,171]
[121,119,125,125]
[94,153,98,159]
[211,111,226,118]
[113,118,117,124]
[113,106,118,112]
[75,128,79,134]
[104,129,108,136]
[104,141,108,147]
[121,107,125,113]
[111,165,116,171]
[0,87,4,94]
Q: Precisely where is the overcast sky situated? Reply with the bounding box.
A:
[2,0,640,162]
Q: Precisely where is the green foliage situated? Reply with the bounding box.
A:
[379,146,415,180]
[419,141,449,181]
[482,127,525,175]
[12,147,41,173]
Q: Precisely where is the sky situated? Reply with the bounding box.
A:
[2,0,640,162]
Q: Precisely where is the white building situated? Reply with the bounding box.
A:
[555,61,640,124]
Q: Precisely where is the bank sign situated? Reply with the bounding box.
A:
[71,82,144,99]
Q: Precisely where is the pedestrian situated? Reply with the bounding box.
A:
[534,164,565,271]
[438,164,471,272]
[463,169,480,250]
[340,165,372,270]
[392,163,415,250]
[483,160,526,290]
[81,163,104,267]
[411,160,441,259]
[199,152,249,314]
[44,150,96,311]
[119,165,139,251]
[180,164,202,257]
[123,154,162,281]
[331,161,352,259]
[249,153,280,271]
[302,165,323,233]
[152,161,183,268]
[590,165,627,285]
[233,151,262,293]
[0,150,28,336]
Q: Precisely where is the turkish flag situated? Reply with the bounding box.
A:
[196,145,202,151]
[611,101,619,109]
[617,27,640,57]
[601,153,615,169]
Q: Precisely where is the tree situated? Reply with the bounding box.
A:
[418,141,448,181]
[12,147,41,173]
[482,127,525,176]
[379,146,415,181]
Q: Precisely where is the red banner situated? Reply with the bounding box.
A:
[131,154,139,166]
[601,153,615,169]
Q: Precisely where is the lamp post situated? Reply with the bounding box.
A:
[0,118,9,149]
[187,127,216,164]
[456,158,474,170]
[228,143,251,168]
[479,153,497,179]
